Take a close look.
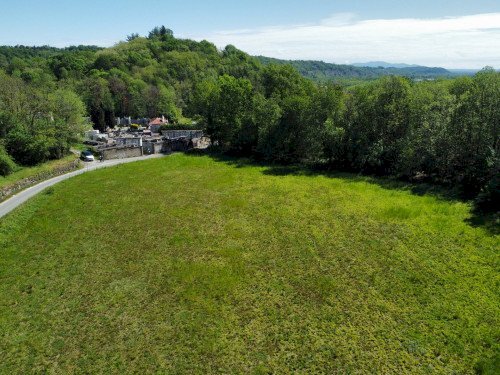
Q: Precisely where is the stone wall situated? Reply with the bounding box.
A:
[101,146,143,160]
[115,137,143,147]
[161,138,191,153]
[143,141,165,155]
[161,130,203,139]
[0,159,81,202]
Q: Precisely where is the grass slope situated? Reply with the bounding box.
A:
[0,154,79,190]
[0,154,498,374]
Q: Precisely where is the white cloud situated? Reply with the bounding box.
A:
[196,13,500,69]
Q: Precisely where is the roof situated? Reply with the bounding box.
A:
[149,117,168,126]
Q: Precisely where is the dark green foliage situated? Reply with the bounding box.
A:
[201,75,254,150]
[0,144,16,176]
[93,53,123,71]
[126,33,140,42]
[254,65,323,162]
[148,25,174,39]
[444,68,499,196]
[83,77,115,132]
[474,173,500,213]
[256,56,453,81]
[5,126,52,165]
[0,70,86,166]
[262,64,312,101]
[49,52,92,79]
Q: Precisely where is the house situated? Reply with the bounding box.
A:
[94,119,206,160]
[149,115,168,133]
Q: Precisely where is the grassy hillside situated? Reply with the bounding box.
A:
[0,154,79,190]
[0,154,498,373]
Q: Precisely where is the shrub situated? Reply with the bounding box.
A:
[5,127,52,166]
[474,173,500,214]
[0,145,16,176]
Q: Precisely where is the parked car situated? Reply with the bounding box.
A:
[80,150,95,162]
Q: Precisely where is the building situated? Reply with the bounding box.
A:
[93,122,206,161]
[161,130,203,139]
[149,116,168,133]
[85,129,100,141]
[115,136,143,147]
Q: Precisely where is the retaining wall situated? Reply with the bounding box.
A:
[101,146,143,160]
[161,130,203,139]
[0,159,81,202]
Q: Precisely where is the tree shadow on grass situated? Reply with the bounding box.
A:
[465,212,499,236]
[186,149,499,235]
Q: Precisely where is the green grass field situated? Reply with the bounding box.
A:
[0,154,498,374]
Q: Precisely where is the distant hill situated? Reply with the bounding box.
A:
[448,69,481,76]
[256,56,452,81]
[352,61,421,69]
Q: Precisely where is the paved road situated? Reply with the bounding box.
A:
[0,154,166,219]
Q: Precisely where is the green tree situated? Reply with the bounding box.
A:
[126,33,140,42]
[343,77,411,174]
[84,77,115,132]
[0,143,16,176]
[6,126,53,165]
[443,68,500,195]
[48,89,87,158]
[206,75,254,150]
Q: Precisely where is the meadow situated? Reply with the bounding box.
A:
[0,153,498,374]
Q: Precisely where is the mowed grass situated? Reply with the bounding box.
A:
[0,153,498,374]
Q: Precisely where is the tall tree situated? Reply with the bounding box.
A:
[84,77,114,132]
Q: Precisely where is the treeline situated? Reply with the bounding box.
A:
[0,28,263,133]
[0,71,86,175]
[256,56,452,81]
[195,67,499,213]
[0,27,263,174]
[0,28,498,212]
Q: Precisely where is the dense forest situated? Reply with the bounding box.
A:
[0,26,498,212]
[256,56,453,81]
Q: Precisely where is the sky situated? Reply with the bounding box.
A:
[0,0,499,68]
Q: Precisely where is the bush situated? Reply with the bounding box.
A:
[0,146,16,176]
[474,174,500,214]
[5,127,52,166]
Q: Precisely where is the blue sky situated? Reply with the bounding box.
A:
[1,0,499,68]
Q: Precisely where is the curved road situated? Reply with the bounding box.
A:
[0,154,166,219]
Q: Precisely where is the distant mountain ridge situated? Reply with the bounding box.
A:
[256,56,452,81]
[354,63,487,75]
[352,61,423,69]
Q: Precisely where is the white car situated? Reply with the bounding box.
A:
[80,150,95,162]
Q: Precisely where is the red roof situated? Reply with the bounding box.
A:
[149,118,168,126]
